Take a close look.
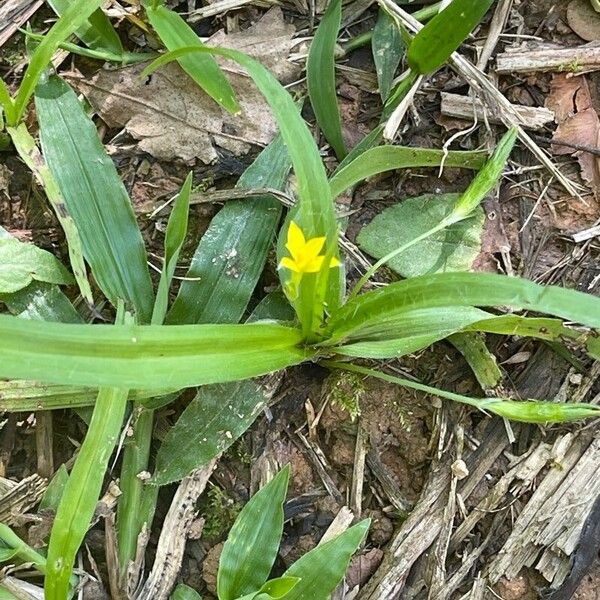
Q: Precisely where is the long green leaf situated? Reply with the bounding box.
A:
[329,146,486,199]
[8,124,94,307]
[407,0,495,74]
[307,0,346,159]
[466,315,600,361]
[325,361,600,424]
[282,520,370,600]
[11,0,107,125]
[373,8,404,101]
[145,4,239,113]
[45,0,123,54]
[217,467,289,600]
[45,385,129,598]
[35,76,154,322]
[143,46,339,337]
[44,306,130,599]
[152,173,192,324]
[154,381,273,484]
[167,136,290,325]
[331,306,492,358]
[326,272,600,343]
[0,316,309,388]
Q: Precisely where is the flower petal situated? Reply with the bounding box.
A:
[285,221,305,258]
[329,256,341,268]
[278,256,300,272]
[304,236,326,259]
[304,255,325,273]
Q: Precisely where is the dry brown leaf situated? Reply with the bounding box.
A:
[567,0,600,42]
[546,74,600,194]
[73,8,299,163]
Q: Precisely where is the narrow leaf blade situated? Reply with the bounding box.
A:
[35,76,154,322]
[217,467,290,600]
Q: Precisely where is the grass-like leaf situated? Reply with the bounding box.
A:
[35,76,154,322]
[329,306,492,358]
[307,0,346,159]
[218,467,290,600]
[407,0,495,74]
[282,520,370,600]
[0,316,309,388]
[373,8,405,101]
[167,135,290,325]
[153,381,274,484]
[8,124,94,306]
[10,0,107,125]
[45,384,129,598]
[152,173,192,324]
[143,46,339,336]
[325,361,600,424]
[326,272,600,345]
[46,0,123,54]
[145,3,239,113]
[329,146,486,199]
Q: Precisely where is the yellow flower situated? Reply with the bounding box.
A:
[278,221,340,274]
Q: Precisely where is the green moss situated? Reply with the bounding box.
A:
[325,371,365,421]
[201,486,242,542]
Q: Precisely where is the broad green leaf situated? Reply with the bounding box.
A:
[145,4,239,113]
[329,146,486,199]
[331,306,492,358]
[154,381,271,484]
[307,0,346,159]
[10,0,107,125]
[46,0,123,54]
[143,46,339,337]
[373,8,404,101]
[326,272,600,344]
[152,173,192,325]
[0,226,80,325]
[0,237,74,293]
[35,76,154,322]
[0,316,310,389]
[39,464,69,511]
[407,0,495,74]
[356,193,484,278]
[171,584,202,600]
[7,124,93,307]
[218,467,290,600]
[282,520,369,600]
[167,136,290,325]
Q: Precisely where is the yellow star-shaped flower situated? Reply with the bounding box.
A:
[278,221,340,274]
